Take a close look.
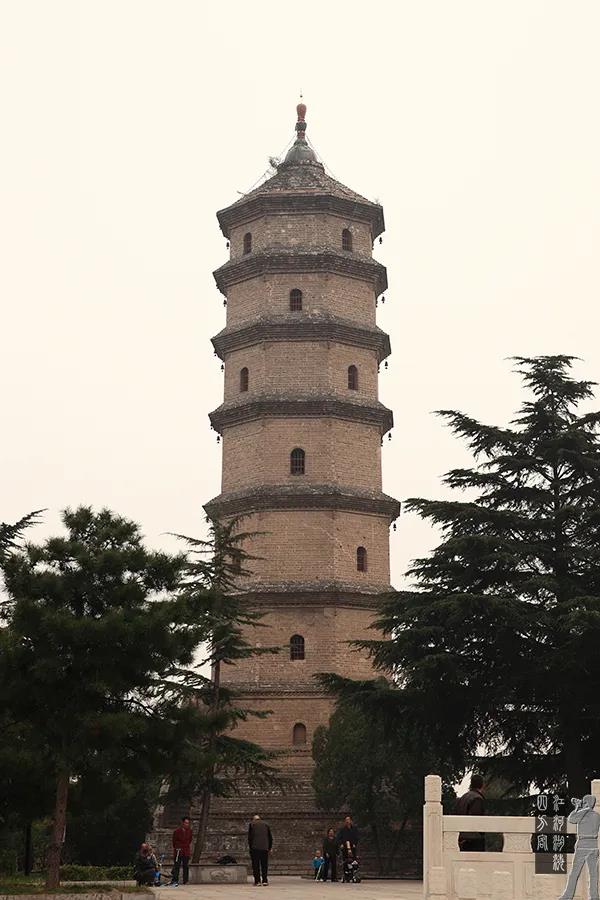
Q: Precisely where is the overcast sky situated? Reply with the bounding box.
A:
[2,0,599,585]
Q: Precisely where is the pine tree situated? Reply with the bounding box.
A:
[350,357,600,797]
[0,510,43,558]
[0,507,202,888]
[0,510,48,872]
[171,517,280,864]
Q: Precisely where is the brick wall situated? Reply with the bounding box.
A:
[224,603,377,687]
[229,213,373,259]
[224,693,335,751]
[223,341,378,401]
[234,509,391,586]
[224,273,377,327]
[221,418,382,491]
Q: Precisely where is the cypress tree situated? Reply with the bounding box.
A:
[351,356,600,797]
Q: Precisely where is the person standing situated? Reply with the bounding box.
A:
[456,774,486,852]
[337,815,359,860]
[169,815,193,885]
[248,814,273,886]
[322,828,339,882]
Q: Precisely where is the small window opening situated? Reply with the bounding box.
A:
[290,289,303,312]
[290,448,305,475]
[293,723,307,746]
[290,634,305,661]
[357,546,367,572]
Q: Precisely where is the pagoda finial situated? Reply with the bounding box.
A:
[295,97,307,142]
[281,96,318,166]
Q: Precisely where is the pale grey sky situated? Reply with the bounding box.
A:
[2,0,599,586]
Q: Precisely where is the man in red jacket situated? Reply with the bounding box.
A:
[169,816,193,886]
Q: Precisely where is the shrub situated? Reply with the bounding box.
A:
[59,864,133,881]
[0,849,18,875]
[103,867,133,880]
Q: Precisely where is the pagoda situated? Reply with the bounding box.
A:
[158,102,400,873]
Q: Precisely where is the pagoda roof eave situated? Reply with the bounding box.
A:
[217,191,384,240]
[213,249,387,297]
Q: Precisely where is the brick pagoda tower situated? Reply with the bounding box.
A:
[168,103,399,872]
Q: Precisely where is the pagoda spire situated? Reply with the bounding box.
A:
[282,98,318,166]
[295,99,307,142]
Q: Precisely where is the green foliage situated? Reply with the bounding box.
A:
[0,509,280,877]
[0,506,209,884]
[312,679,456,873]
[63,772,154,866]
[312,699,418,825]
[0,506,196,772]
[59,865,133,881]
[349,356,600,797]
[0,849,18,876]
[0,511,44,560]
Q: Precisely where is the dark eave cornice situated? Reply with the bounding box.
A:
[213,250,387,298]
[208,393,394,435]
[203,483,401,520]
[216,193,385,241]
[229,581,395,609]
[211,314,391,363]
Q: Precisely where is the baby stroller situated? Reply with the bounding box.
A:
[342,852,361,884]
[153,853,172,886]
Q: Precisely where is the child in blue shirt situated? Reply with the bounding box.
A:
[312,850,325,880]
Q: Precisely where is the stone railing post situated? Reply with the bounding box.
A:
[423,774,447,900]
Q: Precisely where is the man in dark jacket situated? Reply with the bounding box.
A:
[456,774,486,852]
[169,815,193,885]
[337,815,359,859]
[248,814,273,886]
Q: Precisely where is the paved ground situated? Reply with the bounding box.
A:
[154,879,422,899]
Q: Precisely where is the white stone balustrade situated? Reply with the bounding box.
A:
[422,775,600,900]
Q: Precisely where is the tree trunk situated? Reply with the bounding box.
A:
[191,658,221,864]
[191,789,212,865]
[24,821,33,875]
[45,771,69,889]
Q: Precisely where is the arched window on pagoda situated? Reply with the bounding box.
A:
[293,723,307,746]
[290,634,305,661]
[356,546,367,572]
[290,448,305,476]
[240,367,249,392]
[348,365,358,390]
[290,289,303,312]
[243,232,252,255]
[342,228,353,252]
